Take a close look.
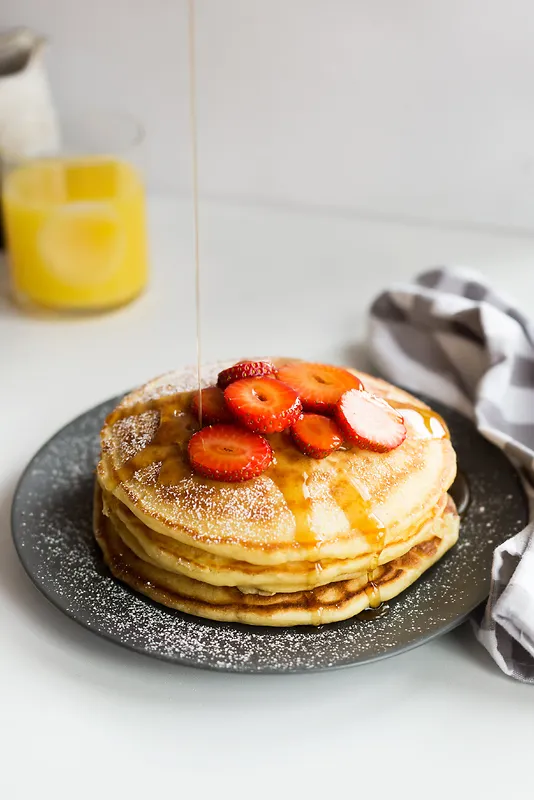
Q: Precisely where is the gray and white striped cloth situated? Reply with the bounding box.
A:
[368,267,534,683]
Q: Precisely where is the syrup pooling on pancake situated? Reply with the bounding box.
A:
[389,401,449,441]
[103,389,199,489]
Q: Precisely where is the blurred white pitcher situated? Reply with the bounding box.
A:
[0,27,59,161]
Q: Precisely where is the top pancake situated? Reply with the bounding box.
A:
[97,359,457,566]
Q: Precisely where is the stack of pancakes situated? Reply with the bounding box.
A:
[94,361,459,626]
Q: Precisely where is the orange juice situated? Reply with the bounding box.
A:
[3,157,148,311]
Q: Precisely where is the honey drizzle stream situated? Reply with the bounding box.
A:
[188,0,203,423]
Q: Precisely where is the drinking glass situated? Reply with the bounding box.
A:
[2,111,149,313]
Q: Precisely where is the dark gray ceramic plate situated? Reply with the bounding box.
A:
[11,394,528,673]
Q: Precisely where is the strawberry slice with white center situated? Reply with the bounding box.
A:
[224,376,302,434]
[291,413,344,459]
[217,360,276,389]
[188,424,273,482]
[335,389,407,452]
[277,362,363,414]
[190,386,233,426]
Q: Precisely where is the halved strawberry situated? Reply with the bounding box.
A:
[335,389,406,452]
[224,376,302,434]
[190,386,233,426]
[188,424,273,482]
[217,360,276,389]
[291,413,344,459]
[277,362,363,414]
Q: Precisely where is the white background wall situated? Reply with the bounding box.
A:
[4,0,534,230]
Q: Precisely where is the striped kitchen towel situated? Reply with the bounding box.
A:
[368,267,534,683]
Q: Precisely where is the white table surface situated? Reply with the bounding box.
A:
[2,196,534,799]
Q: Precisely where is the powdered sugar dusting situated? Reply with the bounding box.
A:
[11,389,528,673]
[155,476,280,526]
[133,462,162,486]
[112,410,160,467]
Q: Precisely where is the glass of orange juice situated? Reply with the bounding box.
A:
[2,111,149,313]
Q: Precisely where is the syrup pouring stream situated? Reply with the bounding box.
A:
[188,0,202,425]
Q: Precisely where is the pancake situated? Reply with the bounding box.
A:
[94,359,460,625]
[94,487,460,626]
[97,360,456,567]
[103,487,450,593]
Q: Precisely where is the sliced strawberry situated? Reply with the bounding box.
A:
[277,362,363,414]
[224,376,302,434]
[190,386,233,426]
[291,413,344,459]
[188,424,273,482]
[217,360,276,389]
[335,389,406,452]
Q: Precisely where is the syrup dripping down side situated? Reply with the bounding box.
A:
[357,400,449,620]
